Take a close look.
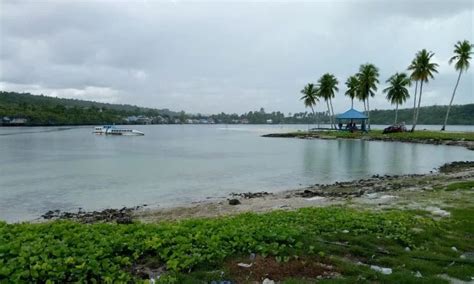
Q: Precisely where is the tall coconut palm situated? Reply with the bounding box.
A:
[407,49,438,131]
[345,75,359,109]
[441,40,473,131]
[383,73,411,124]
[300,83,319,128]
[408,57,419,129]
[317,73,339,129]
[357,64,379,130]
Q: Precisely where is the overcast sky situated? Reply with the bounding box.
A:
[0,0,473,114]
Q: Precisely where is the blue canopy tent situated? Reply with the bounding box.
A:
[335,108,368,132]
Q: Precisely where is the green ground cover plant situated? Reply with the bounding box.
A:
[1,200,473,282]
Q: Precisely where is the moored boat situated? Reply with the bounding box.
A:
[93,125,144,136]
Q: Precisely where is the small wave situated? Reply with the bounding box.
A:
[0,127,74,136]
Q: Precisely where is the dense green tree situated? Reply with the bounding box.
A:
[442,40,473,131]
[345,75,359,109]
[357,64,379,130]
[383,73,411,124]
[407,49,439,131]
[317,73,339,129]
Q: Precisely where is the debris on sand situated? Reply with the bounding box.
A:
[370,265,392,275]
[426,206,451,217]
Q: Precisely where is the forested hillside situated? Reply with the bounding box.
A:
[0,91,177,125]
[369,104,474,125]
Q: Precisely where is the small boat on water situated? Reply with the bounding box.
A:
[93,125,144,136]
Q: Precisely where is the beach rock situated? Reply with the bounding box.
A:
[228,199,241,205]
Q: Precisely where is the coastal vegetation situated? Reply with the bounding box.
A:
[356,64,380,130]
[442,40,474,131]
[408,49,439,131]
[317,73,339,129]
[1,179,473,283]
[263,129,474,143]
[383,73,411,124]
[299,39,473,131]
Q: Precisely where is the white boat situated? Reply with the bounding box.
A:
[93,125,144,136]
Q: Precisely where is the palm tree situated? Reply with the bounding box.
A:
[383,73,411,124]
[317,73,339,129]
[408,57,419,130]
[441,40,473,131]
[357,64,379,130]
[407,49,438,131]
[345,75,359,109]
[300,83,319,128]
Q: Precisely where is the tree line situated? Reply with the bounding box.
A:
[1,92,473,126]
[300,40,473,131]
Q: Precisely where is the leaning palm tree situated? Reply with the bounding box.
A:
[317,73,339,129]
[345,75,359,109]
[383,73,411,124]
[357,64,379,130]
[407,57,419,129]
[300,83,319,128]
[407,49,438,131]
[441,40,473,131]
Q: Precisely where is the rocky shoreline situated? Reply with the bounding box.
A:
[262,132,474,150]
[134,161,474,223]
[40,161,474,224]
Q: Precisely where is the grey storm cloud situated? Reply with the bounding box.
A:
[0,0,472,113]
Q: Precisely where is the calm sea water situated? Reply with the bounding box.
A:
[1,124,473,222]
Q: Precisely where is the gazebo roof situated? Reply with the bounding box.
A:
[336,108,367,120]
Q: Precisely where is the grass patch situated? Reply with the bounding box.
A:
[444,181,474,191]
[270,130,474,142]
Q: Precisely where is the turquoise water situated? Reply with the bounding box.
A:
[1,125,473,222]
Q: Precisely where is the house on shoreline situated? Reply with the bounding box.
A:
[1,117,28,126]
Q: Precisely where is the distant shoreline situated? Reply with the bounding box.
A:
[1,123,474,127]
[262,130,474,151]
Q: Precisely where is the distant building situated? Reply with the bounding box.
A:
[266,119,273,124]
[1,117,27,126]
[125,115,152,124]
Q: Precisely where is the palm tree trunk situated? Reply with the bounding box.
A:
[351,98,354,109]
[411,81,418,130]
[326,100,332,129]
[310,106,316,131]
[363,99,367,114]
[441,70,462,131]
[329,98,336,129]
[366,97,371,130]
[412,81,423,132]
[394,103,398,124]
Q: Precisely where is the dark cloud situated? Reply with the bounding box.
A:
[0,0,472,113]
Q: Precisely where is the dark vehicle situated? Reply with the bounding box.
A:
[383,124,407,134]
